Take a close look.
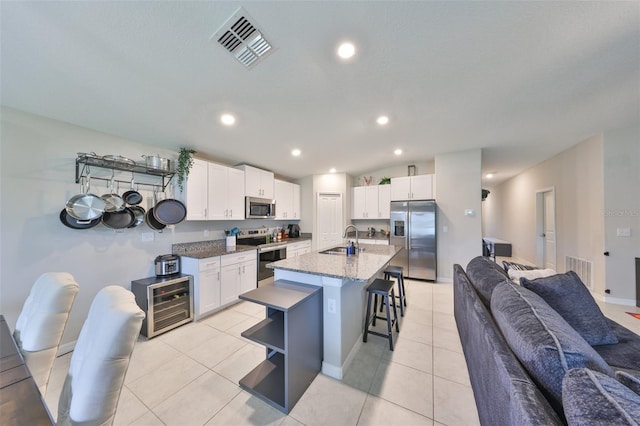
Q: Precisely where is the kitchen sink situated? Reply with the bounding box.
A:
[319,246,364,255]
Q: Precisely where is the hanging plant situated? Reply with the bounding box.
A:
[176,148,196,192]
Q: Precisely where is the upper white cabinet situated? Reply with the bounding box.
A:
[236,165,274,199]
[390,174,434,201]
[183,158,209,220]
[183,159,244,220]
[352,185,390,219]
[274,179,301,220]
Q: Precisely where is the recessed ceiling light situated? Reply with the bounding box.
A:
[220,114,236,126]
[394,149,402,156]
[329,168,337,173]
[376,115,389,126]
[291,149,301,157]
[337,42,356,59]
[486,173,494,179]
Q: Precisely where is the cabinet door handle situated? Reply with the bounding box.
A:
[238,267,241,275]
[242,265,245,274]
[229,209,232,217]
[204,208,207,217]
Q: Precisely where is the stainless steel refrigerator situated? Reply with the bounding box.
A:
[390,200,437,280]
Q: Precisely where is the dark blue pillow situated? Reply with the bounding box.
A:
[491,282,614,411]
[563,368,640,425]
[521,271,618,346]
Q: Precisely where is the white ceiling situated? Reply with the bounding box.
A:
[2,1,638,184]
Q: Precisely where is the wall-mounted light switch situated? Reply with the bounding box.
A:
[617,228,631,237]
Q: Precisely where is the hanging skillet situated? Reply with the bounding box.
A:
[102,207,136,230]
[65,175,106,220]
[128,205,146,228]
[101,173,125,212]
[153,188,187,225]
[59,208,101,230]
[122,175,143,206]
[145,188,166,232]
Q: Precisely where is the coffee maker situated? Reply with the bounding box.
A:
[288,224,300,238]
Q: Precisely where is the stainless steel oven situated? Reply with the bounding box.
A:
[245,197,276,219]
[257,244,287,287]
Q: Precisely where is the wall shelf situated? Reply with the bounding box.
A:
[75,154,176,190]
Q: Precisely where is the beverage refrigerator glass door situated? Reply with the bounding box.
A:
[245,197,276,219]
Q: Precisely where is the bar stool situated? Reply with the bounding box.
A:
[364,278,399,350]
[379,265,407,316]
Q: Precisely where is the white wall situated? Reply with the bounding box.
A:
[483,135,607,294]
[0,108,278,346]
[351,161,435,187]
[603,126,640,305]
[435,149,483,279]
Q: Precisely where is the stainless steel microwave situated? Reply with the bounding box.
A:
[245,197,276,219]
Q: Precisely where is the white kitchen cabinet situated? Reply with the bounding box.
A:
[390,174,434,201]
[352,185,389,219]
[275,180,301,220]
[378,184,390,219]
[181,256,221,320]
[237,165,274,199]
[209,164,245,220]
[287,240,311,257]
[183,159,209,220]
[220,251,257,305]
[183,159,244,220]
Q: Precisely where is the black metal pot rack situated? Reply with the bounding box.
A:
[75,154,176,191]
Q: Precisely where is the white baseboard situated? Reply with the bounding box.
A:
[436,276,453,283]
[58,340,76,356]
[603,295,637,307]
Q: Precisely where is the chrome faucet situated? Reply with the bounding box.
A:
[343,224,359,250]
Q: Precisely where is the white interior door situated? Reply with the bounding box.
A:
[317,193,343,251]
[543,191,556,270]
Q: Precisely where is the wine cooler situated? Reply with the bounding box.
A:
[131,274,194,338]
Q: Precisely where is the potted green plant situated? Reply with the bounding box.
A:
[379,177,391,185]
[176,148,196,192]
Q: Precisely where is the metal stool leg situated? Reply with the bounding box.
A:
[384,290,394,350]
[363,291,372,343]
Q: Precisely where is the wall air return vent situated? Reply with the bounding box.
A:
[212,8,275,69]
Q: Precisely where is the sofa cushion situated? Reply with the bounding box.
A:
[508,268,556,283]
[521,271,618,346]
[616,369,640,396]
[593,319,640,370]
[466,256,510,308]
[562,368,640,425]
[491,281,614,412]
[503,260,537,273]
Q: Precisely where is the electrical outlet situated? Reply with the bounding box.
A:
[204,229,209,237]
[616,227,631,237]
[141,232,154,242]
[327,298,337,314]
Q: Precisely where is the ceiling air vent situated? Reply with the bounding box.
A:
[212,8,275,69]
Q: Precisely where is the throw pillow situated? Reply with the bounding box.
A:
[563,368,640,425]
[491,282,614,412]
[508,268,557,283]
[616,369,640,396]
[521,271,618,346]
[503,260,537,273]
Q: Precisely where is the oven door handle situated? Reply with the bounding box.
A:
[259,244,287,253]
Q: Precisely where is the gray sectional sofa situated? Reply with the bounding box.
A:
[454,256,640,425]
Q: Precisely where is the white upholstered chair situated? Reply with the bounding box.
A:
[13,272,80,395]
[57,285,144,426]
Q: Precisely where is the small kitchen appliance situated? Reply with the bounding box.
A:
[245,197,276,219]
[155,254,180,277]
[288,224,300,238]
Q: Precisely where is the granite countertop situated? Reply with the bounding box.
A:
[266,243,401,282]
[172,235,313,259]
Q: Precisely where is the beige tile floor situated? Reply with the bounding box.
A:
[45,273,640,426]
[45,279,481,426]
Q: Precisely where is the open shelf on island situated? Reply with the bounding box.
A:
[241,311,285,352]
[239,352,285,410]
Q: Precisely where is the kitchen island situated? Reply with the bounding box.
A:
[267,243,401,379]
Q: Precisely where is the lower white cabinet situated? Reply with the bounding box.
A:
[287,240,311,257]
[221,251,258,305]
[182,256,221,320]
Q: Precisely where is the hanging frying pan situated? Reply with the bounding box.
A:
[145,188,166,232]
[59,208,101,230]
[122,176,143,205]
[101,174,125,212]
[65,175,106,220]
[102,208,136,230]
[128,205,146,228]
[153,188,187,225]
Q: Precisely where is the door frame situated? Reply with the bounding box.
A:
[535,187,556,268]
